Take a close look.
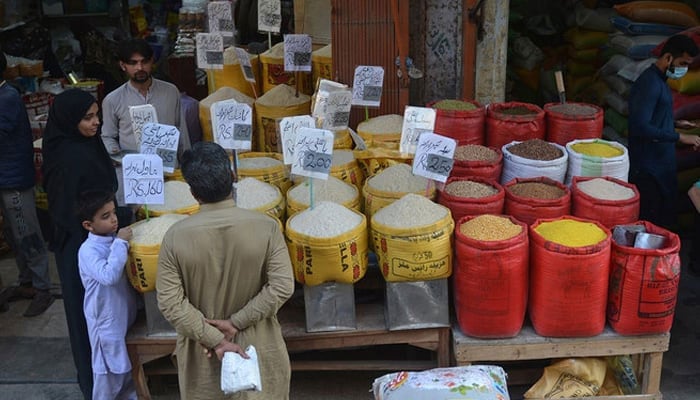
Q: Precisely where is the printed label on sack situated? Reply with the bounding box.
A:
[389,255,449,280]
[638,258,680,318]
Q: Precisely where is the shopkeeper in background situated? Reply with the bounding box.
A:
[628,34,700,229]
[101,38,190,209]
[157,142,294,400]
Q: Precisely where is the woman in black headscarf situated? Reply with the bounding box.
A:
[42,89,117,400]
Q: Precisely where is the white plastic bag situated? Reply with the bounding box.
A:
[501,141,568,185]
[221,345,262,394]
[565,139,630,184]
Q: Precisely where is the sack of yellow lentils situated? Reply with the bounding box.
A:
[565,138,630,184]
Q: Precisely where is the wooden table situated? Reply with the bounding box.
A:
[453,324,670,400]
[127,302,450,399]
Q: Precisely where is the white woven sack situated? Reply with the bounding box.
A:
[221,345,262,394]
[500,141,568,185]
[565,139,630,185]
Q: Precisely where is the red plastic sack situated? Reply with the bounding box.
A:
[486,102,546,149]
[652,26,700,68]
[454,215,529,338]
[450,146,503,182]
[607,221,681,335]
[571,176,640,229]
[438,177,505,224]
[544,102,604,146]
[504,177,571,225]
[428,100,486,145]
[529,217,612,337]
[672,90,700,120]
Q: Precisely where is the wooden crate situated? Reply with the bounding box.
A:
[453,323,669,399]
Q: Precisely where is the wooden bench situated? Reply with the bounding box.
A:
[127,302,450,399]
[453,324,670,400]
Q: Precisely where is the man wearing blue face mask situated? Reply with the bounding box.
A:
[628,34,700,228]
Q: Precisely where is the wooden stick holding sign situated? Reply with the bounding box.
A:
[291,127,334,209]
[257,0,281,49]
[399,106,437,155]
[140,123,180,173]
[122,154,165,221]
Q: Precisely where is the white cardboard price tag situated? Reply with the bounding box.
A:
[122,154,165,205]
[291,127,334,179]
[351,66,384,107]
[412,133,456,183]
[211,100,253,150]
[278,115,315,165]
[234,47,256,83]
[258,0,282,33]
[208,1,234,37]
[129,104,158,149]
[140,123,180,173]
[399,106,437,155]
[196,33,224,69]
[283,34,312,72]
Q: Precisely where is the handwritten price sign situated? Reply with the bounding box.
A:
[122,154,164,205]
[196,33,224,69]
[312,87,352,131]
[234,47,256,83]
[258,0,281,33]
[140,123,180,173]
[208,1,234,38]
[279,115,315,165]
[352,66,384,107]
[211,100,253,150]
[412,133,456,183]
[283,34,312,72]
[129,104,158,149]
[291,127,334,179]
[399,106,437,155]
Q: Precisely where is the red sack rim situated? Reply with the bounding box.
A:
[572,176,640,207]
[504,176,571,206]
[453,145,503,168]
[439,176,505,203]
[530,215,612,254]
[487,101,545,122]
[611,220,682,255]
[544,101,603,121]
[427,99,485,118]
[455,214,528,250]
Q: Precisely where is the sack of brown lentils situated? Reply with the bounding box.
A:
[450,144,503,182]
[501,139,568,185]
[504,177,571,225]
[438,177,505,224]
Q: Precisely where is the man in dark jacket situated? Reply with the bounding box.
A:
[0,51,54,316]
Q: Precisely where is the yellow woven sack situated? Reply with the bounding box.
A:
[371,210,454,282]
[199,87,255,143]
[362,179,436,225]
[331,158,365,192]
[237,152,292,193]
[286,183,361,216]
[285,209,369,285]
[164,169,185,182]
[357,114,403,149]
[211,49,261,98]
[311,44,333,87]
[334,129,353,149]
[137,204,199,220]
[260,42,313,95]
[126,220,161,293]
[352,148,413,179]
[524,358,607,398]
[254,85,311,153]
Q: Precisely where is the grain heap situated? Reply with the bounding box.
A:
[332,150,355,167]
[367,163,428,193]
[432,99,477,111]
[508,139,562,161]
[222,46,251,65]
[534,219,606,247]
[288,176,357,206]
[509,181,565,200]
[239,156,283,170]
[234,178,280,209]
[131,214,188,246]
[256,83,310,107]
[498,106,537,116]
[357,114,403,135]
[288,201,362,238]
[454,144,498,162]
[570,141,624,157]
[147,181,197,212]
[547,103,598,116]
[577,178,635,201]
[373,193,448,228]
[445,180,497,198]
[460,215,522,241]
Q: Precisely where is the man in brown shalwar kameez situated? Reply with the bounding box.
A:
[157,142,294,399]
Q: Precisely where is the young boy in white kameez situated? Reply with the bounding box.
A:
[77,190,138,400]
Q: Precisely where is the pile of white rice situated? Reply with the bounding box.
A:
[357,114,403,134]
[288,201,362,238]
[373,193,447,228]
[332,150,355,167]
[256,83,310,106]
[367,163,428,193]
[234,178,280,209]
[148,181,198,211]
[239,156,283,170]
[130,214,188,246]
[288,176,357,206]
[577,178,636,201]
